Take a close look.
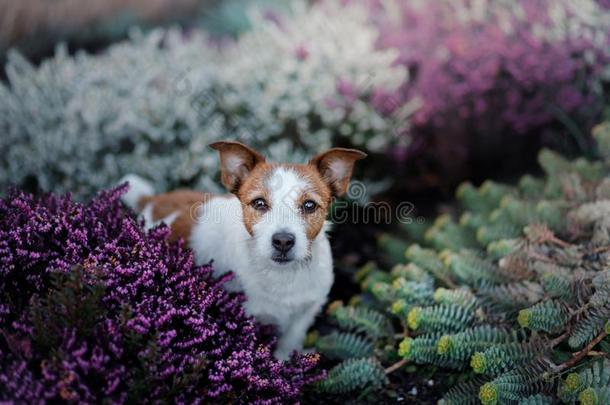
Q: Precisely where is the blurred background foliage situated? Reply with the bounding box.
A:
[1,0,609,203]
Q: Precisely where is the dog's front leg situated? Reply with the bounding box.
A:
[274,303,322,360]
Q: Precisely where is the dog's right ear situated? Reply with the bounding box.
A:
[209,141,266,193]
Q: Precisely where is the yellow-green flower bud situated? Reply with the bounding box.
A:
[517,309,530,328]
[391,299,407,315]
[479,382,498,405]
[436,335,452,355]
[433,288,448,303]
[562,373,581,394]
[470,352,486,374]
[407,307,421,330]
[579,388,598,405]
[398,337,413,359]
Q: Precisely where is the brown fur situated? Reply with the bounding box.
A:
[135,141,365,244]
[237,163,275,236]
[138,190,211,242]
[236,163,334,239]
[293,164,333,240]
[309,148,367,197]
[209,141,265,193]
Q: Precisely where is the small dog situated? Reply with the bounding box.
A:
[120,141,366,359]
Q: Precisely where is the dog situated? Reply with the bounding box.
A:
[120,141,366,359]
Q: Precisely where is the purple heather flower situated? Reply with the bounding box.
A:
[364,0,609,166]
[0,186,321,403]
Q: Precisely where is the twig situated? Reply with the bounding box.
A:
[528,251,556,264]
[587,351,607,357]
[592,245,610,254]
[385,359,408,375]
[550,331,570,348]
[549,235,571,248]
[554,330,609,373]
[569,302,593,318]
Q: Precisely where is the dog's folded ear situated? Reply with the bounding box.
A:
[309,148,367,197]
[210,141,266,193]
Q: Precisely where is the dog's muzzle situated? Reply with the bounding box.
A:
[271,231,295,264]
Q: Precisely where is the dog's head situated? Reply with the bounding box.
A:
[210,141,366,266]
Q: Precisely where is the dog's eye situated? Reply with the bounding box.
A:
[302,200,318,213]
[251,198,269,211]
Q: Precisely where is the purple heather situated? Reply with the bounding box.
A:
[0,186,321,403]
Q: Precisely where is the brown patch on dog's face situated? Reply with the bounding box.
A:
[292,165,333,241]
[235,163,335,241]
[209,141,366,249]
[236,163,275,236]
[235,162,336,242]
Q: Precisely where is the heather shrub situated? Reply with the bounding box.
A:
[369,0,610,181]
[313,122,610,403]
[0,185,320,403]
[0,0,406,199]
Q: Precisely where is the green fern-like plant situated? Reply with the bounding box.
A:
[398,334,462,369]
[470,340,548,377]
[314,332,375,360]
[478,364,550,405]
[438,376,490,405]
[314,122,610,401]
[317,357,387,395]
[517,300,569,333]
[558,359,610,402]
[435,326,519,362]
[407,304,475,333]
[327,301,393,339]
[517,393,554,405]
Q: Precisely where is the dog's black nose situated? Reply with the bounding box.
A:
[272,232,295,253]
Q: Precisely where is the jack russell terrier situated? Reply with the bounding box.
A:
[120,141,366,359]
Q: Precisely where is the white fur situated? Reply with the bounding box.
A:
[252,168,310,264]
[140,203,179,231]
[121,169,334,360]
[190,168,334,359]
[120,175,178,230]
[119,174,154,210]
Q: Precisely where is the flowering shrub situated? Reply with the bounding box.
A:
[374,0,610,131]
[0,0,406,199]
[313,122,610,402]
[369,0,610,177]
[0,185,320,403]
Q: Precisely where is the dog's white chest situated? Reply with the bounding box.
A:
[241,259,332,329]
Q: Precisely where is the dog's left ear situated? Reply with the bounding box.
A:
[210,141,266,193]
[309,148,367,197]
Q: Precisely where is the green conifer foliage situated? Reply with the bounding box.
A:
[315,122,610,402]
